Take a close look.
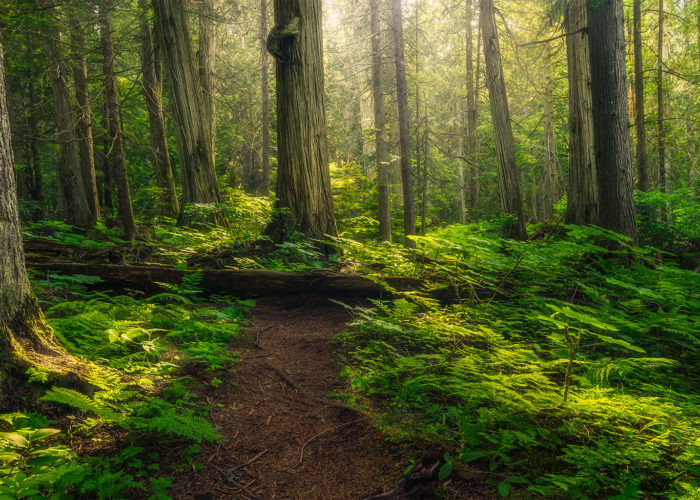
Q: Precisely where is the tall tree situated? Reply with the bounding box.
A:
[542,38,558,218]
[199,0,216,165]
[370,0,391,241]
[36,0,91,225]
[68,9,100,222]
[479,0,527,240]
[138,0,179,218]
[566,0,598,225]
[465,0,480,221]
[260,0,271,196]
[266,0,337,243]
[153,0,223,224]
[587,0,637,242]
[391,0,416,248]
[0,37,84,398]
[657,0,667,192]
[633,0,649,192]
[99,1,137,242]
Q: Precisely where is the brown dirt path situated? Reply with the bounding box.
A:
[169,294,489,500]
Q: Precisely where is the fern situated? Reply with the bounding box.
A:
[40,388,124,424]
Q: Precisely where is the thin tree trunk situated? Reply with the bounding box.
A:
[391,0,416,248]
[138,0,179,218]
[543,39,557,218]
[153,0,223,224]
[100,1,137,242]
[479,0,527,240]
[421,105,428,235]
[199,0,216,165]
[657,0,667,192]
[370,0,391,241]
[587,0,638,242]
[68,11,100,223]
[266,0,337,244]
[456,107,466,224]
[633,0,649,192]
[101,105,114,217]
[25,73,43,208]
[467,8,481,222]
[37,0,90,226]
[566,0,598,225]
[260,0,271,196]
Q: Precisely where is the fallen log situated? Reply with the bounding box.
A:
[26,262,397,299]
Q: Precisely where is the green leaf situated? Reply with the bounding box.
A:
[27,428,60,443]
[460,450,486,463]
[498,481,510,498]
[438,459,452,481]
[0,432,29,448]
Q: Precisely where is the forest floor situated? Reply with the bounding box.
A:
[166,294,490,500]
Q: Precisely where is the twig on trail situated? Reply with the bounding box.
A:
[291,418,366,470]
[230,449,269,472]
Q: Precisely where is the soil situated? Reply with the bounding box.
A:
[167,294,491,500]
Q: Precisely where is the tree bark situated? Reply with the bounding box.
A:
[100,104,114,217]
[36,0,91,226]
[391,0,416,248]
[199,0,216,166]
[0,38,87,401]
[68,11,100,224]
[153,0,223,224]
[565,0,598,225]
[100,2,137,243]
[587,0,638,242]
[657,0,667,192]
[370,0,391,241]
[260,0,271,196]
[421,105,428,235]
[479,0,527,240]
[542,40,558,218]
[25,73,43,208]
[266,0,337,244]
[466,0,480,221]
[633,0,649,192]
[138,0,179,218]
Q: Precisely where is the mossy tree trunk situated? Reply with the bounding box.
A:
[68,9,101,223]
[370,0,391,242]
[391,0,416,248]
[153,0,223,225]
[100,1,137,243]
[36,0,91,226]
[198,0,217,166]
[0,39,86,403]
[266,0,337,243]
[479,0,527,240]
[138,0,180,218]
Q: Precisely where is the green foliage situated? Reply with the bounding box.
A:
[335,224,700,498]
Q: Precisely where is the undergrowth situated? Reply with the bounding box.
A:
[1,272,252,499]
[335,223,699,498]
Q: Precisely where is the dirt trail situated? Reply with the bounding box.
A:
[168,294,403,499]
[169,294,489,499]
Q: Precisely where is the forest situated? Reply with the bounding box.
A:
[0,0,698,498]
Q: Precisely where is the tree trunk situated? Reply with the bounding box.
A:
[370,0,391,241]
[37,0,91,226]
[199,0,216,166]
[100,105,114,217]
[421,106,428,235]
[100,1,137,243]
[391,0,416,248]
[0,38,87,401]
[542,40,558,219]
[657,0,667,192]
[260,0,271,197]
[479,0,527,240]
[138,0,179,218]
[68,11,100,224]
[25,73,43,209]
[587,0,638,242]
[153,0,223,224]
[266,0,337,244]
[456,108,466,224]
[565,0,598,225]
[633,0,649,192]
[466,0,480,221]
